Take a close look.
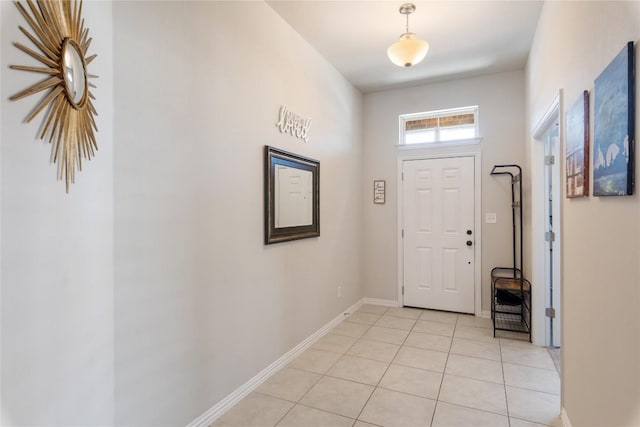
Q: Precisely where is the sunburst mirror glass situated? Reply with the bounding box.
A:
[62,39,87,106]
[10,0,98,192]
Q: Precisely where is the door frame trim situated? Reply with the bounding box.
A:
[397,148,482,316]
[531,91,564,347]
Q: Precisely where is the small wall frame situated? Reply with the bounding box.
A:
[373,180,386,204]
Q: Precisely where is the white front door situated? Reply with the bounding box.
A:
[402,156,475,313]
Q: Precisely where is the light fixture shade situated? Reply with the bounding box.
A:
[387,33,429,67]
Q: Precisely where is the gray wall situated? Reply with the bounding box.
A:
[1,1,363,425]
[362,70,526,312]
[526,2,640,425]
[112,2,363,425]
[0,1,115,424]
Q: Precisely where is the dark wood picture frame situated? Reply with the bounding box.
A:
[264,146,320,244]
[565,90,590,198]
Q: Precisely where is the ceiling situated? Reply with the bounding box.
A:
[267,1,544,93]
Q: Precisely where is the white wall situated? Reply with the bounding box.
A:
[362,71,526,312]
[0,1,114,425]
[526,2,640,425]
[112,2,363,425]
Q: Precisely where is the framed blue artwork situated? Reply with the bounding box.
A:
[593,41,635,196]
[566,91,589,198]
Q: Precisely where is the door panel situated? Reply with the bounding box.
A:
[443,249,458,291]
[442,189,459,233]
[403,156,475,313]
[417,190,433,232]
[417,248,432,290]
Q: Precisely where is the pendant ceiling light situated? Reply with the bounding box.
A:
[387,3,429,67]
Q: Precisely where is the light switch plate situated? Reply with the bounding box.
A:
[485,213,497,224]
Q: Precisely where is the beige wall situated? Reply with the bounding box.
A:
[1,1,363,425]
[526,2,640,425]
[362,71,526,312]
[113,2,363,425]
[0,2,115,424]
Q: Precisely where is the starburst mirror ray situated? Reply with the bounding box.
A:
[10,0,98,192]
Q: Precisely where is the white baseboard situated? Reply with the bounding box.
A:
[186,298,364,427]
[560,408,572,427]
[481,310,491,319]
[362,297,399,307]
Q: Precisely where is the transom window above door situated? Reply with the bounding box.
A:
[399,106,481,147]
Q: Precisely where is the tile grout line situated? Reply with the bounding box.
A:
[283,401,362,425]
[353,306,455,424]
[278,309,381,427]
[266,392,301,427]
[436,314,516,422]
[345,306,429,422]
[267,313,376,427]
[221,308,560,427]
[284,308,549,426]
[436,401,512,419]
[271,351,339,426]
[501,361,558,371]
[307,362,559,399]
[351,306,398,423]
[501,383,561,396]
[438,371,505,387]
[430,313,459,426]
[499,337,513,427]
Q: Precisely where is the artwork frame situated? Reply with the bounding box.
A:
[264,146,320,245]
[373,180,386,204]
[565,91,590,198]
[593,41,635,196]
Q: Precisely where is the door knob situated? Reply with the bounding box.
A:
[466,240,473,246]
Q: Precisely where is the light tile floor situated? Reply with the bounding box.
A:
[212,305,561,427]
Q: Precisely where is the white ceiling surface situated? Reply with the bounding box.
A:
[267,1,544,93]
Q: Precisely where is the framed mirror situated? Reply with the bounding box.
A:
[10,0,98,192]
[265,146,320,244]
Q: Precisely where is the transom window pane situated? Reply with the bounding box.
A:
[400,106,479,145]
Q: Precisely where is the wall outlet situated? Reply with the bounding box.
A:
[485,213,497,224]
[337,286,342,297]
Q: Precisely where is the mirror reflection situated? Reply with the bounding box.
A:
[62,40,86,106]
[265,146,320,244]
[275,165,313,228]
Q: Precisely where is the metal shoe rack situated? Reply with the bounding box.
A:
[490,164,531,342]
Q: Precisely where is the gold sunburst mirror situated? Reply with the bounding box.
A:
[10,0,98,192]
